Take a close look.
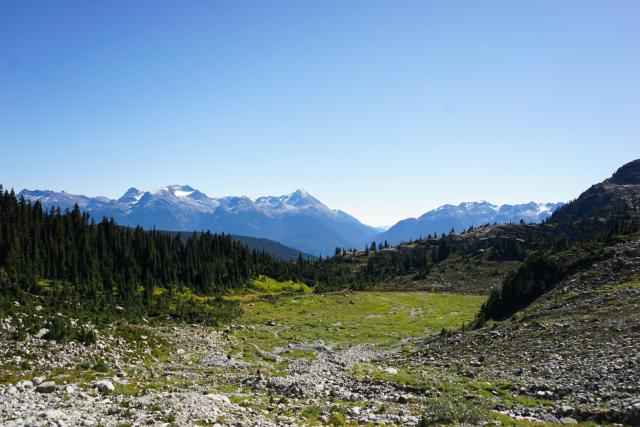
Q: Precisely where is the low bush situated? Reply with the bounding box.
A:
[43,316,97,345]
[417,397,487,426]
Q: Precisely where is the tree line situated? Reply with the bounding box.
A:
[0,186,354,315]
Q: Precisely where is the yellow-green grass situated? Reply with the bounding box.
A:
[233,291,485,352]
[248,275,313,294]
[595,278,640,295]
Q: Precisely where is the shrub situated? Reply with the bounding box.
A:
[172,297,241,325]
[93,358,109,372]
[76,326,97,345]
[418,397,487,426]
[43,316,97,345]
[44,316,73,341]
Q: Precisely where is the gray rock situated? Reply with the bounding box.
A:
[559,405,574,415]
[36,381,57,393]
[397,393,414,404]
[15,380,33,391]
[347,406,362,416]
[94,380,114,393]
[35,328,49,338]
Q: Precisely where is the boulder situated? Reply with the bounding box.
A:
[35,381,57,393]
[35,328,49,339]
[94,380,115,393]
[397,393,414,404]
[347,406,362,417]
[15,380,33,391]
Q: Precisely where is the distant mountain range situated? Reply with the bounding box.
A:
[375,201,564,245]
[17,185,563,254]
[17,186,378,256]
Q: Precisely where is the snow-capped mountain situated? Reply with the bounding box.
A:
[18,186,378,255]
[375,201,564,245]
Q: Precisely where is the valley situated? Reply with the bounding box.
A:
[3,239,639,426]
[0,289,486,426]
[2,159,640,426]
[4,2,639,425]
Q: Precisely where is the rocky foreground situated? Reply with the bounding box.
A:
[1,239,640,426]
[0,319,424,426]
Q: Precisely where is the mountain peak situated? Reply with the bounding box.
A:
[283,189,325,209]
[118,187,143,203]
[608,159,640,185]
[287,188,310,200]
[147,185,203,199]
[292,188,309,196]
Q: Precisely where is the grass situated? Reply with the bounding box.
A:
[418,396,488,426]
[113,382,143,397]
[595,278,640,295]
[248,275,313,294]
[232,291,485,353]
[350,363,553,413]
[350,363,436,391]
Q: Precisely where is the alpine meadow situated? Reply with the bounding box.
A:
[2,1,640,426]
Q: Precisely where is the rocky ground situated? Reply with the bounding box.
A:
[0,317,425,426]
[408,239,640,426]
[1,240,640,426]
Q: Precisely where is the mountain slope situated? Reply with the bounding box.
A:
[376,201,563,245]
[412,236,640,425]
[231,235,315,261]
[550,159,640,223]
[165,231,315,261]
[17,186,378,255]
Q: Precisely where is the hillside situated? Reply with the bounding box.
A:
[166,231,315,261]
[551,159,640,223]
[230,235,316,261]
[407,235,640,425]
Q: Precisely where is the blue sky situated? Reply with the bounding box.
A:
[1,0,639,226]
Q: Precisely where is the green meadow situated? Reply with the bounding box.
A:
[233,291,485,352]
